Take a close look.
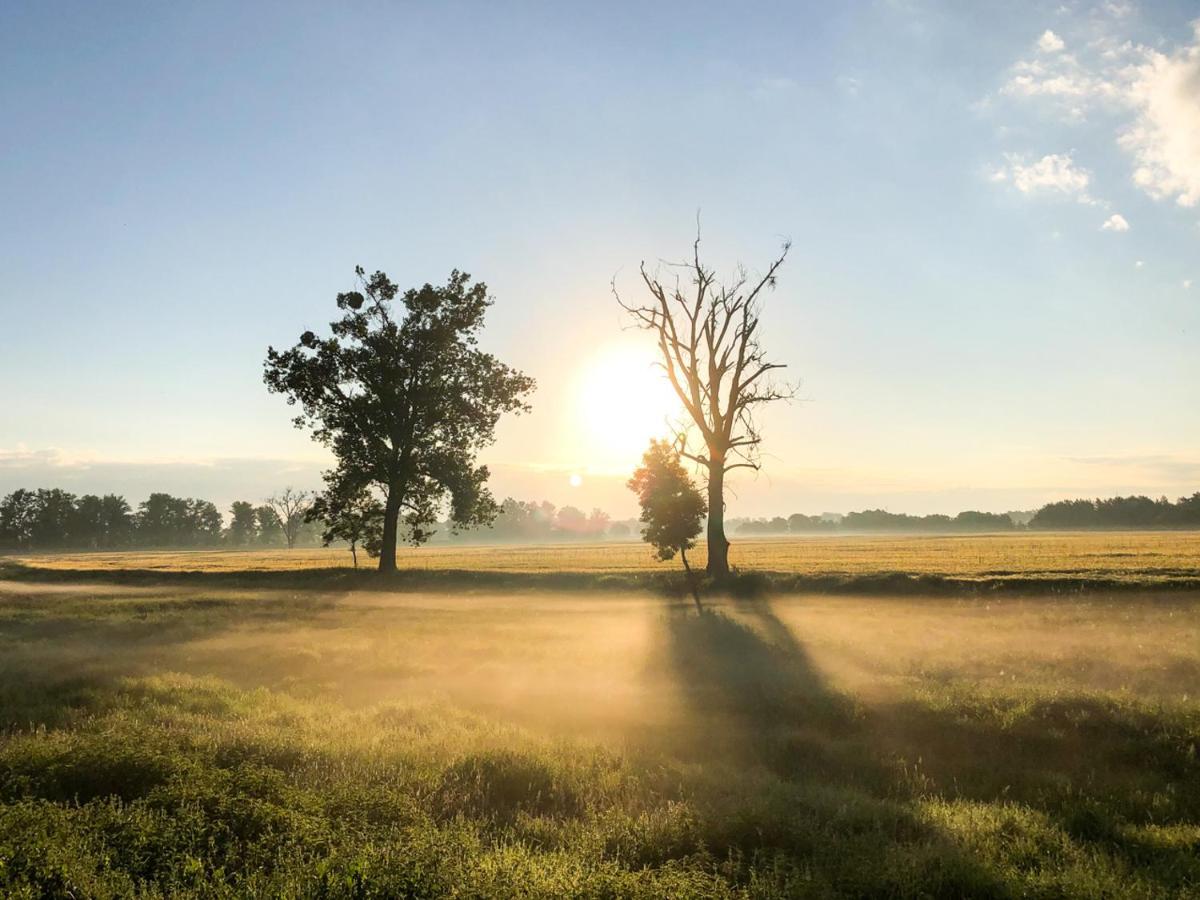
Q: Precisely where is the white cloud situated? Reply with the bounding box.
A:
[1101,213,1130,230]
[994,152,1096,202]
[1001,52,1122,102]
[1135,259,1144,267]
[1038,29,1066,53]
[1120,27,1200,207]
[994,18,1200,209]
[1102,1,1134,19]
[1185,279,1194,289]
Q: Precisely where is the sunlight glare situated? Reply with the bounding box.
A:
[573,341,680,471]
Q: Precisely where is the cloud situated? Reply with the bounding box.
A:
[994,152,1097,202]
[1038,29,1066,53]
[994,17,1200,208]
[1102,1,1134,19]
[1120,26,1200,207]
[1135,259,1144,267]
[1185,279,1194,289]
[1101,212,1130,230]
[1001,51,1121,104]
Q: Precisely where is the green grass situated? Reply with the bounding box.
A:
[0,566,1198,897]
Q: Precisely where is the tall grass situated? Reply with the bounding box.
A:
[0,577,1197,897]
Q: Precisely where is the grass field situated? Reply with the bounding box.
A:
[1,539,1198,897]
[11,530,1200,588]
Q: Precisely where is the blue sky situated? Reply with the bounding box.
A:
[2,0,1197,517]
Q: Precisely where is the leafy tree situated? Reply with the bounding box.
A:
[555,505,589,536]
[97,494,135,547]
[73,494,106,548]
[628,439,708,611]
[227,501,259,546]
[137,493,186,546]
[787,512,834,533]
[135,493,222,547]
[307,480,383,568]
[189,499,224,545]
[587,507,611,537]
[32,489,77,549]
[608,521,632,538]
[264,268,535,571]
[255,505,284,546]
[616,232,794,579]
[0,489,38,550]
[265,487,313,550]
[72,494,132,548]
[953,510,1014,531]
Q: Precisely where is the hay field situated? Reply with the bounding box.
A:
[11,530,1200,586]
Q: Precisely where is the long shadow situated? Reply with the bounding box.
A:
[660,598,1200,894]
[660,602,1011,895]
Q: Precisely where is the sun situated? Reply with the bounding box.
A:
[572,340,680,470]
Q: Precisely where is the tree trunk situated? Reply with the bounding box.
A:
[680,546,702,613]
[378,490,401,573]
[350,543,358,568]
[705,461,730,579]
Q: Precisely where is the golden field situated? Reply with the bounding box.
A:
[9,530,1200,584]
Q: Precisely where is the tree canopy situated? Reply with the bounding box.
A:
[628,439,708,609]
[306,479,384,568]
[264,268,535,571]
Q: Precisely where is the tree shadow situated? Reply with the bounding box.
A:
[658,598,1200,894]
[658,602,1012,895]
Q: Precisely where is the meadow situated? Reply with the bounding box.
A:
[13,530,1200,588]
[0,535,1198,897]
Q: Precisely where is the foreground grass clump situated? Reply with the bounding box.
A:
[0,577,1197,897]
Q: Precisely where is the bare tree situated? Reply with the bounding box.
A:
[265,487,313,550]
[615,232,793,579]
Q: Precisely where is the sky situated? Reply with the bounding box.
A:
[1,0,1198,519]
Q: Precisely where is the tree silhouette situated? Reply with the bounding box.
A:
[255,505,284,546]
[616,231,793,578]
[307,478,383,568]
[226,501,259,546]
[0,489,38,551]
[265,487,313,550]
[628,439,708,611]
[264,268,535,571]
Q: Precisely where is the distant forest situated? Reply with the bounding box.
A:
[737,492,1200,535]
[1,487,1198,552]
[0,489,621,552]
[0,490,314,552]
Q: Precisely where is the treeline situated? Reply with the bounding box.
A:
[446,498,630,543]
[737,509,1017,535]
[737,492,1200,534]
[1029,493,1200,529]
[0,488,630,552]
[6,486,1199,552]
[0,489,319,551]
